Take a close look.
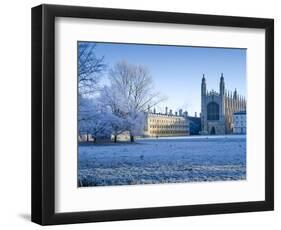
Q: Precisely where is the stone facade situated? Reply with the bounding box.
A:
[201,73,246,135]
[144,109,189,137]
[233,111,247,134]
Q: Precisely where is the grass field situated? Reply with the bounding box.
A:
[78,135,246,187]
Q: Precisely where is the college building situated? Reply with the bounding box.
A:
[144,107,190,137]
[233,111,247,134]
[200,73,247,135]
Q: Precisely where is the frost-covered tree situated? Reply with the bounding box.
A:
[109,115,127,143]
[103,61,166,142]
[99,85,128,142]
[88,112,114,142]
[78,95,96,141]
[126,111,146,142]
[109,61,165,112]
[79,96,120,142]
[78,42,106,97]
[78,42,108,140]
[78,56,166,143]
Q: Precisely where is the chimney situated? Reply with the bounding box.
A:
[179,109,183,116]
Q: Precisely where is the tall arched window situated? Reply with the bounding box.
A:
[207,102,219,120]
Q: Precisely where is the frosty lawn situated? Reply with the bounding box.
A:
[78,135,246,186]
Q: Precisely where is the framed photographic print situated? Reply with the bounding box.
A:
[31,4,274,225]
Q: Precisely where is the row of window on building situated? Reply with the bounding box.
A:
[150,130,188,135]
[233,127,246,134]
[233,111,246,134]
[149,125,188,129]
[149,118,185,124]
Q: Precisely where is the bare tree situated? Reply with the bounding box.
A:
[109,61,166,112]
[78,42,106,97]
[78,42,107,140]
[107,61,166,142]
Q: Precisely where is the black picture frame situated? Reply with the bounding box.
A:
[31,4,274,225]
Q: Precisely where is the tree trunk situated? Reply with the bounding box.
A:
[130,135,135,142]
[114,135,117,143]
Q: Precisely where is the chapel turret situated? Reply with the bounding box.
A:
[219,73,225,96]
[201,74,206,96]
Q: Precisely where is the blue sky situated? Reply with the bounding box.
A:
[80,42,246,115]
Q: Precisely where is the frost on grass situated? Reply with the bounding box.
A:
[78,135,246,187]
